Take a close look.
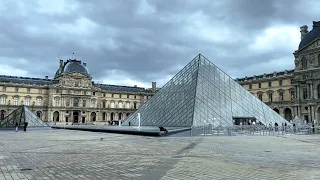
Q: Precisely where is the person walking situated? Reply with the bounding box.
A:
[15,122,19,132]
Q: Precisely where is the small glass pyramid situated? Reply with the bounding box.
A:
[123,54,289,128]
[0,105,48,128]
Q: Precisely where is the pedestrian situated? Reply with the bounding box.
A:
[15,122,19,132]
[23,122,28,132]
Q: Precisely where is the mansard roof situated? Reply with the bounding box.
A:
[0,75,153,93]
[236,69,294,83]
[0,75,52,85]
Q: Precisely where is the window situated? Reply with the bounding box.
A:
[134,102,137,109]
[55,89,59,93]
[2,87,6,91]
[134,95,136,99]
[37,98,42,106]
[127,95,129,98]
[290,90,295,100]
[73,98,79,107]
[279,80,282,86]
[317,84,320,99]
[302,57,307,69]
[26,98,30,106]
[93,92,96,96]
[318,54,320,66]
[303,88,308,99]
[279,92,284,101]
[14,97,19,105]
[110,101,115,108]
[119,102,123,108]
[249,84,252,89]
[111,94,114,97]
[120,94,122,98]
[91,99,96,108]
[66,98,70,107]
[1,96,6,105]
[38,89,42,93]
[75,81,79,87]
[258,83,261,88]
[82,100,86,107]
[268,93,273,102]
[102,101,106,108]
[126,102,130,109]
[55,98,60,106]
[258,94,263,101]
[103,93,105,97]
[15,88,19,92]
[268,81,272,87]
[27,88,31,93]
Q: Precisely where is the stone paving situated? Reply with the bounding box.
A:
[0,128,319,180]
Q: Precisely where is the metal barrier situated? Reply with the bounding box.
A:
[191,124,320,136]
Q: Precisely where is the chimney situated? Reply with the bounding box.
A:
[83,62,87,67]
[300,25,308,40]
[45,76,48,80]
[59,59,64,73]
[152,82,156,93]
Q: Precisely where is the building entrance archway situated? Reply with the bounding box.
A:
[53,111,60,122]
[73,111,79,123]
[284,108,292,121]
[0,110,6,120]
[273,108,280,114]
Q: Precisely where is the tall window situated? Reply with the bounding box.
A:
[258,94,262,101]
[91,99,96,108]
[110,101,115,108]
[279,92,284,101]
[302,57,307,69]
[13,97,19,105]
[0,96,6,105]
[118,102,123,108]
[102,101,106,108]
[126,102,130,109]
[303,88,308,99]
[127,94,129,98]
[26,98,30,106]
[55,98,60,106]
[279,80,282,86]
[74,98,79,107]
[134,102,137,109]
[258,83,261,88]
[318,54,320,66]
[27,88,31,93]
[66,98,70,107]
[37,98,42,106]
[268,93,273,102]
[290,90,295,100]
[83,99,86,107]
[268,81,272,87]
[317,84,320,99]
[15,88,19,92]
[249,84,252,89]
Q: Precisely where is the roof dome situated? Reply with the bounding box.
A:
[299,21,320,50]
[64,60,89,75]
[54,59,89,78]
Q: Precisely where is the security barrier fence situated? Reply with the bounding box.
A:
[191,124,320,136]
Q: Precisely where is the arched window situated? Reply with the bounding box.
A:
[102,101,106,108]
[110,101,115,108]
[302,57,307,69]
[36,111,42,119]
[317,84,320,99]
[118,102,123,108]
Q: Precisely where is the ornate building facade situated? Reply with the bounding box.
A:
[237,21,320,125]
[0,59,156,125]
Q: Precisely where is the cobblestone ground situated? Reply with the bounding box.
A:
[0,129,319,180]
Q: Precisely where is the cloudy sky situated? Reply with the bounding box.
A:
[0,0,319,88]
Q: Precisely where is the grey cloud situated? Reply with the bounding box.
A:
[0,0,318,87]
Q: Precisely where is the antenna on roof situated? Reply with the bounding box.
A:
[72,52,75,59]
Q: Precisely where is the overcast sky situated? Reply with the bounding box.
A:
[0,0,319,88]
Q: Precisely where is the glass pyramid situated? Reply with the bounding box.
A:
[123,54,290,128]
[0,105,48,128]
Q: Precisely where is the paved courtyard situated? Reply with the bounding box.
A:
[0,128,319,180]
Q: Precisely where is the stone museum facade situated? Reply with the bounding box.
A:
[237,21,320,125]
[0,59,157,124]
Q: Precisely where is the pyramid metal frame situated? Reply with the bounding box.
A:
[0,105,48,128]
[123,54,289,128]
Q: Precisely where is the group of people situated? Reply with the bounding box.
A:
[14,121,28,132]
